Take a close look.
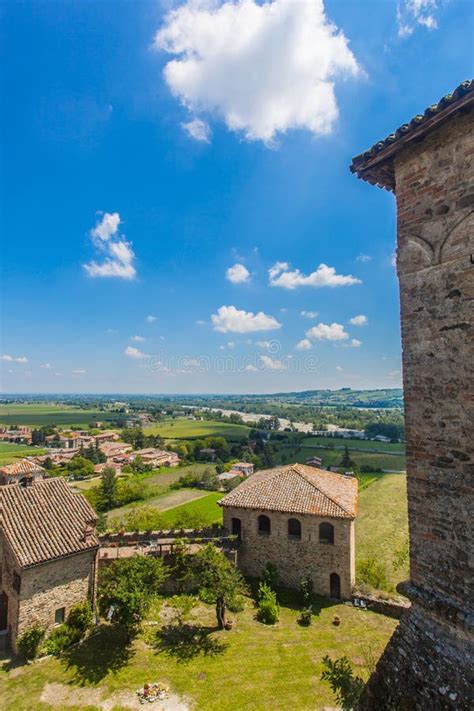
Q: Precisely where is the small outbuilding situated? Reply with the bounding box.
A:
[0,459,45,486]
[219,463,357,599]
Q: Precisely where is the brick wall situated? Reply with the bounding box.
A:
[359,108,474,709]
[223,506,355,598]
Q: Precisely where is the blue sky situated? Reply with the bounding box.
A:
[1,0,472,394]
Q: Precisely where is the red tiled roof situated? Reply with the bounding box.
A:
[219,463,357,519]
[0,478,99,568]
[0,459,45,476]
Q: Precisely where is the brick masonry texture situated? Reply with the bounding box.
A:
[223,506,355,598]
[358,108,474,708]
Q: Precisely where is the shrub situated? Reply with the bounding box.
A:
[44,624,80,656]
[300,575,314,607]
[67,601,93,637]
[256,582,279,625]
[356,556,389,591]
[298,606,313,627]
[262,562,278,590]
[17,624,46,660]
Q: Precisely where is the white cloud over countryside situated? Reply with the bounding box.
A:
[124,346,149,359]
[269,262,361,289]
[349,314,368,326]
[397,0,440,38]
[1,354,28,363]
[226,263,251,284]
[306,322,349,341]
[155,0,361,144]
[84,212,137,280]
[211,305,281,333]
[182,118,211,142]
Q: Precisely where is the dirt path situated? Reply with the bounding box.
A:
[40,682,190,710]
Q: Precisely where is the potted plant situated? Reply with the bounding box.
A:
[333,615,341,626]
[225,619,235,630]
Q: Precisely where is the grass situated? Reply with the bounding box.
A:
[107,488,211,523]
[0,404,116,427]
[356,473,409,591]
[0,591,398,710]
[303,436,405,453]
[160,492,223,527]
[0,442,46,465]
[145,418,251,441]
[277,446,406,472]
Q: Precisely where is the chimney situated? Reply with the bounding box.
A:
[83,524,95,543]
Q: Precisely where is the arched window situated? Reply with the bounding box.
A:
[319,522,334,544]
[258,514,271,535]
[288,518,301,539]
[231,517,242,540]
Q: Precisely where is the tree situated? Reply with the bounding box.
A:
[193,544,246,629]
[65,456,94,480]
[339,446,355,470]
[321,656,364,710]
[98,467,118,511]
[98,556,167,637]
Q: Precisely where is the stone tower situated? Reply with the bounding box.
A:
[351,81,474,709]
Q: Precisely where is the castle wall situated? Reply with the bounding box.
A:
[360,108,474,709]
[223,505,355,598]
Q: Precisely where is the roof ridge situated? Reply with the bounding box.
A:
[292,464,353,517]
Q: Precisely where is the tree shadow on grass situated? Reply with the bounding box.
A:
[62,625,135,685]
[153,623,227,663]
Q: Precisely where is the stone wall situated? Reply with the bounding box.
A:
[1,545,98,653]
[359,107,474,708]
[223,506,354,598]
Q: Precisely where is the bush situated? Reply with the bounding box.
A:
[17,624,46,660]
[298,606,313,626]
[262,562,278,590]
[44,624,80,656]
[300,575,314,606]
[67,601,93,637]
[256,582,279,625]
[321,656,365,710]
[356,556,389,591]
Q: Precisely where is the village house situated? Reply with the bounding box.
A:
[305,456,323,469]
[220,463,357,599]
[132,448,180,468]
[0,427,32,444]
[229,461,254,477]
[0,459,45,486]
[0,477,99,653]
[98,441,133,458]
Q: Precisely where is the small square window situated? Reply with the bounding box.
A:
[54,607,65,625]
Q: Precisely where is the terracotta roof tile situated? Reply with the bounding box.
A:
[350,80,474,191]
[0,459,45,477]
[219,463,357,519]
[0,478,99,568]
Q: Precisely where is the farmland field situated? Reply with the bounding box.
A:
[0,442,46,465]
[144,418,250,440]
[276,445,406,472]
[160,492,223,527]
[0,404,116,427]
[303,435,405,453]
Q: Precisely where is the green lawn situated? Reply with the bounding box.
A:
[145,418,250,441]
[160,492,223,527]
[277,446,406,472]
[0,592,397,710]
[0,404,116,427]
[0,442,46,465]
[356,473,409,591]
[303,435,405,453]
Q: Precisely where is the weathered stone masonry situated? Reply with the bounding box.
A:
[351,82,473,709]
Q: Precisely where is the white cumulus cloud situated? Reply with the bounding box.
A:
[124,346,149,359]
[155,0,361,144]
[296,338,312,351]
[349,314,368,326]
[226,263,251,284]
[301,310,318,319]
[350,338,362,348]
[211,305,281,333]
[182,118,211,142]
[1,354,28,363]
[146,314,157,323]
[306,322,348,341]
[260,355,284,370]
[397,0,439,37]
[269,262,361,289]
[84,212,137,280]
[131,335,146,342]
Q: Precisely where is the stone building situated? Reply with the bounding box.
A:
[351,80,473,708]
[220,463,357,599]
[0,458,45,486]
[0,477,99,653]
